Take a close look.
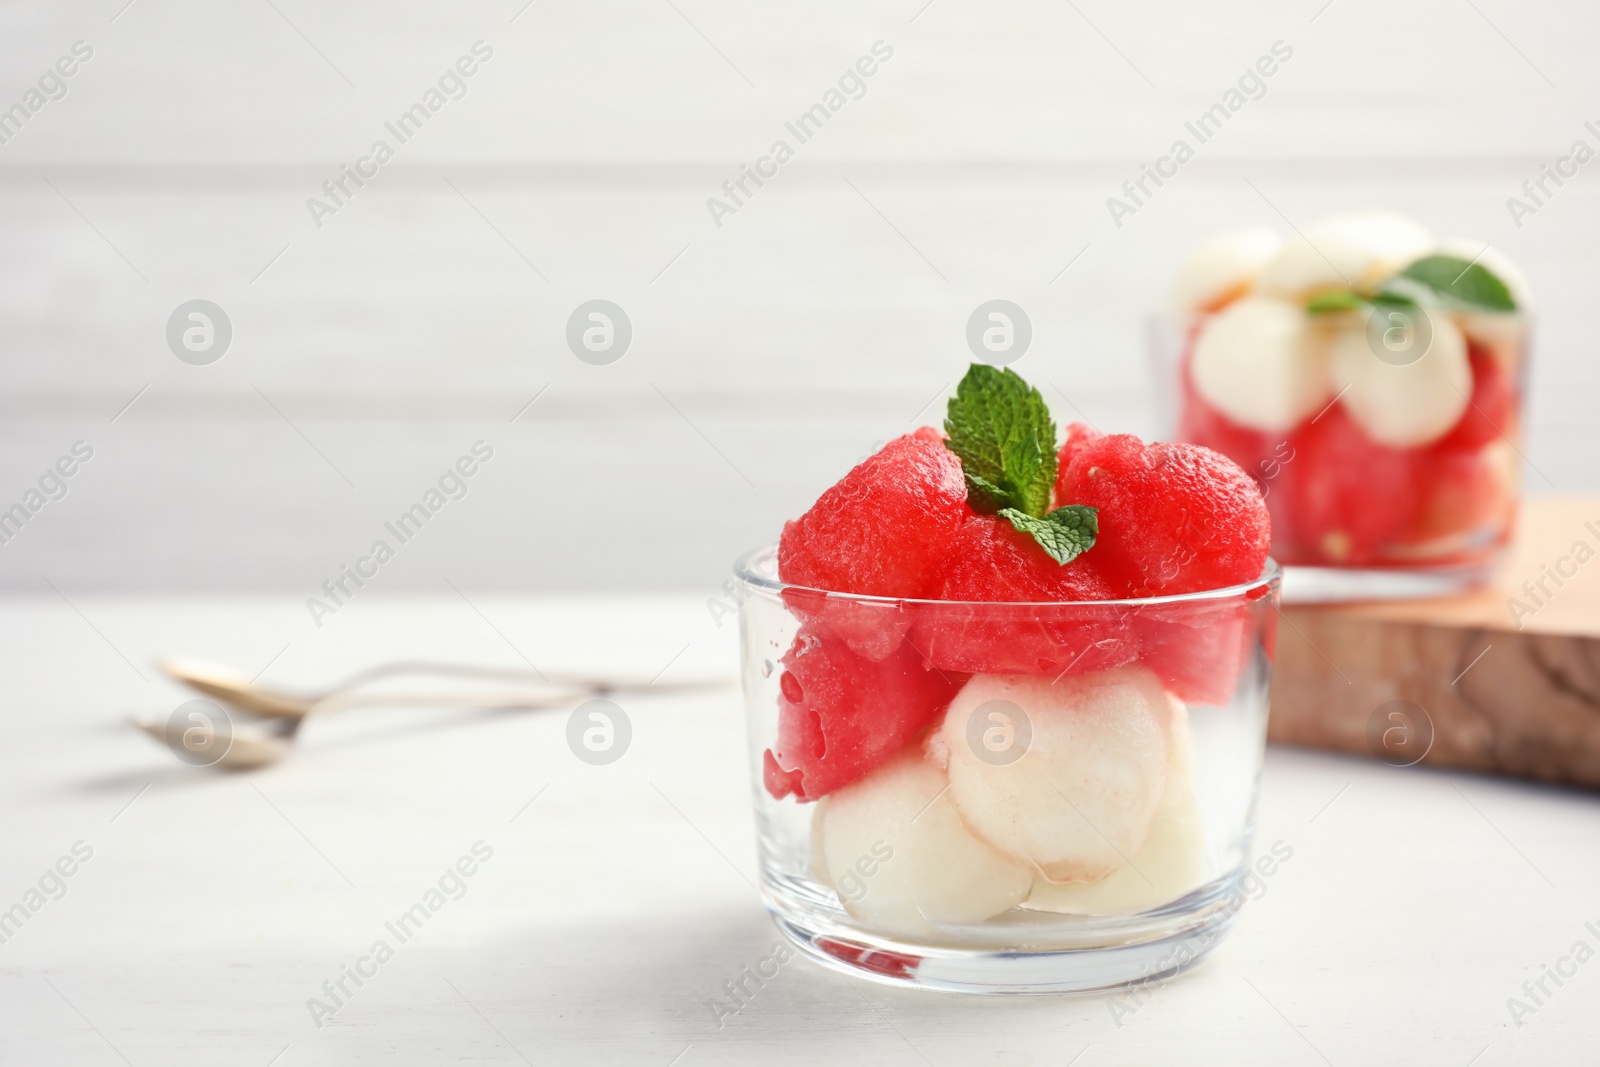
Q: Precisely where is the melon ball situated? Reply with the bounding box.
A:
[1329,307,1471,448]
[1026,700,1206,915]
[820,751,1032,938]
[929,668,1170,883]
[1255,211,1435,298]
[1169,226,1282,313]
[809,800,830,884]
[1190,296,1335,433]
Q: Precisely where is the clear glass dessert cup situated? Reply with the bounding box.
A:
[734,546,1280,995]
[1150,308,1529,603]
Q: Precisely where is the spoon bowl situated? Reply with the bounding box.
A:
[132,715,293,770]
[161,656,314,718]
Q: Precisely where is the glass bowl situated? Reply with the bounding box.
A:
[734,545,1280,994]
[1149,309,1527,602]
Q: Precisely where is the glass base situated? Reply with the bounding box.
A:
[764,872,1245,996]
[1280,554,1502,605]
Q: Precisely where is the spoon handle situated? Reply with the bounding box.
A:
[310,687,593,714]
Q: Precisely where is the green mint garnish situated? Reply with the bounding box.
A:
[943,364,1056,518]
[1304,289,1364,314]
[1367,290,1418,310]
[943,363,1098,564]
[1384,254,1517,313]
[998,505,1098,565]
[961,472,1009,516]
[1304,254,1516,316]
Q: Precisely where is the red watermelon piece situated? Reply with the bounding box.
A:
[763,627,962,802]
[779,432,969,598]
[1279,405,1417,565]
[911,517,1136,677]
[779,431,970,659]
[1060,435,1271,596]
[1052,422,1105,507]
[1435,340,1517,453]
[1398,442,1518,555]
[1132,600,1252,706]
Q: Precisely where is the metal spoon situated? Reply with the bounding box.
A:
[159,656,728,719]
[135,656,733,770]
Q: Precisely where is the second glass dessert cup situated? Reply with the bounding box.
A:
[736,546,1280,994]
[1151,307,1529,602]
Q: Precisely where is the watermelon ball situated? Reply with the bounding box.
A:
[1131,599,1253,706]
[911,516,1137,677]
[779,431,969,598]
[1399,441,1518,554]
[778,583,917,663]
[763,627,963,802]
[1052,421,1105,507]
[1060,435,1271,597]
[1279,404,1417,565]
[780,431,970,659]
[1434,339,1517,453]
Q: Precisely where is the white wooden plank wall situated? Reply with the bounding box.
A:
[1,0,1595,591]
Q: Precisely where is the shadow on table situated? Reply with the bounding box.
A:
[415,906,1113,1063]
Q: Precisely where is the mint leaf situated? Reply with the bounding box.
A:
[944,365,1057,518]
[941,364,1098,562]
[1305,289,1364,314]
[1386,254,1517,313]
[1368,290,1418,310]
[1306,257,1516,318]
[999,505,1098,565]
[963,473,1008,515]
[1000,433,1052,517]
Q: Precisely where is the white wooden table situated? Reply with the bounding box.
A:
[2,593,1597,1065]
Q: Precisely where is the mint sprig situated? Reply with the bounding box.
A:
[1304,253,1517,316]
[943,364,1098,564]
[943,365,1056,517]
[962,473,1010,515]
[1304,289,1364,315]
[1384,254,1517,313]
[998,505,1098,565]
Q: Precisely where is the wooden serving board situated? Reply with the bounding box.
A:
[1269,495,1600,790]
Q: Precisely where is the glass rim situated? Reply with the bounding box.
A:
[733,545,1281,609]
